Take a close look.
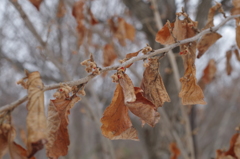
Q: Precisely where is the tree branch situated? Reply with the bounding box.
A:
[0,14,239,119]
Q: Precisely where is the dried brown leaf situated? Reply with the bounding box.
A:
[203,2,223,30]
[179,59,206,105]
[231,0,240,16]
[122,49,141,68]
[118,72,136,103]
[224,133,239,157]
[198,59,217,90]
[172,16,187,41]
[29,0,43,10]
[103,44,117,67]
[0,124,9,158]
[126,87,160,127]
[170,142,180,159]
[108,17,135,46]
[197,33,222,58]
[234,134,240,158]
[125,50,140,59]
[0,124,35,159]
[140,57,170,107]
[9,142,36,159]
[124,22,135,41]
[88,8,98,25]
[76,22,86,47]
[46,96,80,158]
[226,50,232,75]
[72,1,84,20]
[57,0,66,18]
[156,12,198,45]
[100,84,138,140]
[155,22,175,45]
[22,71,47,157]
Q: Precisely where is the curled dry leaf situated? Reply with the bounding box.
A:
[29,0,43,10]
[72,1,84,20]
[118,71,136,103]
[198,59,217,90]
[0,124,9,158]
[226,50,233,75]
[100,84,138,140]
[231,0,240,16]
[124,21,135,41]
[103,44,117,67]
[203,2,223,30]
[155,22,175,45]
[234,134,240,158]
[126,87,160,127]
[179,59,206,105]
[197,33,222,58]
[140,57,170,107]
[46,95,80,158]
[169,142,180,159]
[120,49,141,68]
[57,0,66,18]
[0,124,35,159]
[108,17,135,46]
[156,12,198,45]
[216,133,239,159]
[18,71,47,157]
[172,16,187,41]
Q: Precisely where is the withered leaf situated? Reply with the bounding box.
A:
[9,142,36,159]
[101,84,138,140]
[108,17,135,46]
[57,0,66,18]
[155,22,175,45]
[0,124,9,158]
[140,57,170,107]
[216,134,239,159]
[234,133,240,158]
[118,72,136,103]
[124,21,135,41]
[203,2,223,30]
[198,59,217,90]
[172,16,187,41]
[125,50,141,59]
[156,12,198,45]
[0,124,35,159]
[231,0,240,16]
[22,71,47,157]
[29,0,43,10]
[124,49,141,68]
[103,44,117,67]
[88,8,98,25]
[72,1,84,20]
[76,22,86,47]
[170,142,180,159]
[226,50,233,75]
[126,87,160,127]
[179,59,206,105]
[46,95,80,158]
[197,33,222,58]
[224,133,239,157]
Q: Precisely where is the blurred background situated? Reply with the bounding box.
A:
[0,0,240,159]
